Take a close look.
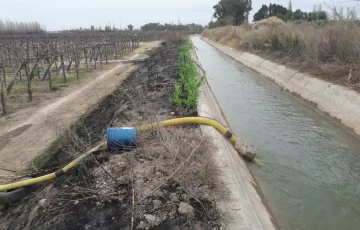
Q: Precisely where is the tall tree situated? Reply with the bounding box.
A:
[213,0,252,26]
[288,0,292,12]
[292,9,303,20]
[253,4,269,22]
[127,24,134,31]
[268,3,289,21]
[287,0,293,21]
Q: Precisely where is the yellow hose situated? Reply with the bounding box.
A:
[137,117,237,144]
[0,117,247,192]
[0,144,105,192]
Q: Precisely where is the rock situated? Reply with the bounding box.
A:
[144,214,160,226]
[170,112,175,115]
[234,139,256,161]
[135,179,145,188]
[170,193,179,202]
[152,190,163,197]
[153,200,162,209]
[38,199,49,208]
[180,193,190,202]
[178,202,194,216]
[169,210,177,218]
[137,221,147,229]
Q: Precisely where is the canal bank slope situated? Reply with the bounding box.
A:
[192,48,277,230]
[202,37,360,137]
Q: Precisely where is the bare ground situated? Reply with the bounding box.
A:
[0,43,222,229]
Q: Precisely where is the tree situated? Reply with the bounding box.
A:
[347,6,358,21]
[252,3,328,22]
[288,0,292,12]
[253,4,269,22]
[253,3,290,21]
[325,0,344,20]
[268,3,289,21]
[287,0,293,20]
[140,23,164,31]
[104,25,112,32]
[317,11,328,20]
[213,0,252,26]
[127,24,134,31]
[292,9,304,20]
[140,22,203,33]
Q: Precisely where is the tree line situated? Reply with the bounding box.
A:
[253,3,327,22]
[140,23,203,34]
[209,0,356,29]
[66,22,203,34]
[0,19,44,35]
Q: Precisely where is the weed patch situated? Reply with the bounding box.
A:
[170,37,204,109]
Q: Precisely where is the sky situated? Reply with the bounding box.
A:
[0,0,358,31]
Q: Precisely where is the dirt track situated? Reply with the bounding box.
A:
[0,41,167,180]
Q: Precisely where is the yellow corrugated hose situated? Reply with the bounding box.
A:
[137,117,237,144]
[0,117,255,192]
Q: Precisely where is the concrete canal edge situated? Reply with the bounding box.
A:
[191,48,277,230]
[202,37,360,138]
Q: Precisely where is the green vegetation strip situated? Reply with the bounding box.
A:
[170,37,204,109]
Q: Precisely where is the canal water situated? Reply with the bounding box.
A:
[192,36,360,230]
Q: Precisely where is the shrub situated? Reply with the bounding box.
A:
[253,17,286,29]
[275,24,302,50]
[203,19,360,65]
[301,23,360,64]
[164,32,184,46]
[202,18,360,81]
[241,26,273,49]
[209,19,230,29]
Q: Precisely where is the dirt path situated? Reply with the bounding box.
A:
[0,41,166,180]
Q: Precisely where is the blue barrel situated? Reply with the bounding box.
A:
[107,127,137,149]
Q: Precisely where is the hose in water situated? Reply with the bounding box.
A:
[0,117,255,192]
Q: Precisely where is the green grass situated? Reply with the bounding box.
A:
[12,84,29,94]
[170,37,204,109]
[51,86,60,91]
[52,75,79,85]
[5,67,15,73]
[33,134,65,169]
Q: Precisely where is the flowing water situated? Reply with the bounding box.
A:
[192,36,360,230]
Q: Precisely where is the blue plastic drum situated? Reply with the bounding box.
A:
[107,127,137,149]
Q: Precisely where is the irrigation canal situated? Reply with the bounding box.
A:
[192,36,360,230]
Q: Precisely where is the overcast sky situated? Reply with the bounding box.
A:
[1,0,358,31]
